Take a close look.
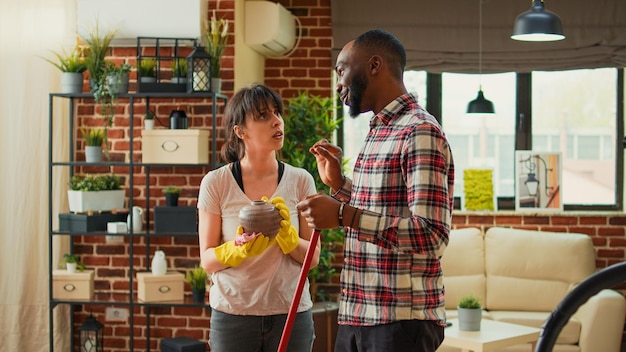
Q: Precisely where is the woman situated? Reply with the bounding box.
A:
[197,84,320,351]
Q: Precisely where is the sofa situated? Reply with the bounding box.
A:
[437,227,626,352]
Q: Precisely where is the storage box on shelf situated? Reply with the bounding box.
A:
[59,211,128,232]
[53,270,94,300]
[137,271,184,302]
[142,129,209,164]
[161,336,205,352]
[154,206,198,233]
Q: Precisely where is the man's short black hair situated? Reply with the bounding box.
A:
[354,29,406,79]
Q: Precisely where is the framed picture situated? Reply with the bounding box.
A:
[515,151,563,211]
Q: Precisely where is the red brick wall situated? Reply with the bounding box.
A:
[68,0,626,350]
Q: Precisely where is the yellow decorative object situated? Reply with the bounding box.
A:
[464,169,494,211]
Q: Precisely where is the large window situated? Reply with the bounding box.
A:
[339,68,624,210]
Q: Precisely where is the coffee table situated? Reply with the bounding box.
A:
[441,319,541,352]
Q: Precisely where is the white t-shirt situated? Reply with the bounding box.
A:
[197,162,317,315]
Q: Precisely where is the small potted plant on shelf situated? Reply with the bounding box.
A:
[185,265,208,303]
[203,10,229,93]
[81,128,105,163]
[60,253,86,273]
[43,44,87,94]
[81,21,117,92]
[162,186,181,206]
[67,174,124,213]
[105,62,132,95]
[138,58,157,83]
[144,109,156,130]
[457,294,483,331]
[170,58,187,84]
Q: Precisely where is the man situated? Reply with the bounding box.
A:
[296,29,455,351]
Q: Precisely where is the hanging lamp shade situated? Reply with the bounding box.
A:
[467,89,495,114]
[511,0,565,42]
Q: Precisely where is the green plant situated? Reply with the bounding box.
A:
[184,266,208,290]
[43,45,87,73]
[203,10,229,77]
[458,294,482,309]
[60,253,86,271]
[281,91,344,302]
[139,58,157,77]
[145,109,156,120]
[68,174,122,191]
[81,21,117,85]
[81,128,105,147]
[170,58,187,78]
[162,186,181,195]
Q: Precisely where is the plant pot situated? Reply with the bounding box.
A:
[211,77,222,93]
[66,262,77,273]
[67,189,125,213]
[106,73,129,95]
[85,146,102,163]
[165,193,179,207]
[172,77,187,84]
[191,287,206,304]
[141,77,156,83]
[144,119,155,130]
[60,72,84,94]
[457,307,482,331]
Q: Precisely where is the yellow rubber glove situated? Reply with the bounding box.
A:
[263,196,299,255]
[214,226,272,267]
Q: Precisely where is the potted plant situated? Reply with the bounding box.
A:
[203,10,229,92]
[162,186,181,206]
[144,108,156,130]
[67,174,124,213]
[43,45,87,94]
[81,128,105,163]
[81,22,117,92]
[60,253,86,273]
[170,58,187,84]
[138,58,157,83]
[105,62,132,95]
[184,265,208,303]
[457,294,483,331]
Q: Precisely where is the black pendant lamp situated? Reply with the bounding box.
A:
[467,0,495,114]
[511,0,565,42]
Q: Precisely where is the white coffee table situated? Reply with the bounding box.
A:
[441,319,541,352]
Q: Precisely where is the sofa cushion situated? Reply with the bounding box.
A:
[484,227,595,312]
[489,310,581,345]
[441,228,486,310]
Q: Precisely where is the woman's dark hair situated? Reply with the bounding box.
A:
[220,84,284,162]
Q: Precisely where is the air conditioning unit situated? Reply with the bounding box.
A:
[245,1,296,57]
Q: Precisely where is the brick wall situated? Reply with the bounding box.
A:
[68,0,626,350]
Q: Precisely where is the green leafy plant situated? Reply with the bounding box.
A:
[162,186,181,195]
[184,265,208,290]
[145,109,156,120]
[60,253,86,271]
[81,128,105,147]
[43,45,87,73]
[170,58,187,78]
[281,91,344,302]
[138,58,157,78]
[203,10,229,77]
[458,294,482,309]
[81,21,117,85]
[68,174,122,191]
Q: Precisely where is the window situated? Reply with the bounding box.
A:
[338,68,624,210]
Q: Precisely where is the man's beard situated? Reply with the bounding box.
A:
[348,71,368,118]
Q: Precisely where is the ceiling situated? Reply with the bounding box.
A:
[331,0,626,73]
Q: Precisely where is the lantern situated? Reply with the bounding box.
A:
[79,314,104,352]
[186,46,212,93]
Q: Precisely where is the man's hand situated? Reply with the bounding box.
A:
[309,139,344,190]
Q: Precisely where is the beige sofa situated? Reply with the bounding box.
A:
[438,227,626,352]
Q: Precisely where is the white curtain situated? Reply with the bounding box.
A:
[0,0,75,351]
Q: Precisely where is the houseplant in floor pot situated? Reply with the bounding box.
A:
[457,294,483,331]
[81,128,105,163]
[67,174,124,213]
[185,265,208,304]
[163,186,181,206]
[43,44,87,94]
[60,253,86,273]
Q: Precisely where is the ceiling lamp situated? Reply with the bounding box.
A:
[511,0,565,42]
[467,0,495,114]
